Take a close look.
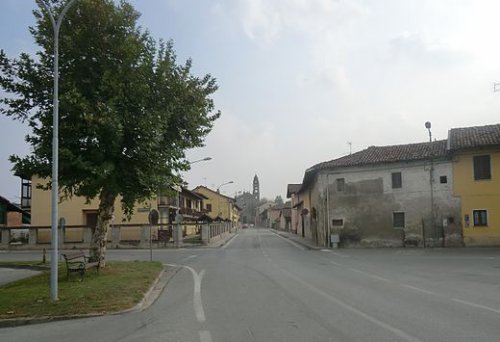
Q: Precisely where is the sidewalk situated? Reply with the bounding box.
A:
[0,268,41,287]
[270,229,322,250]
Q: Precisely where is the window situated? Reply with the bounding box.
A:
[0,205,5,225]
[473,155,491,180]
[392,172,402,189]
[206,204,212,212]
[473,210,488,226]
[336,178,345,192]
[393,212,405,228]
[440,176,447,184]
[21,179,31,209]
[332,219,344,226]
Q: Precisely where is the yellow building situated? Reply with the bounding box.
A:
[193,186,239,226]
[450,124,500,246]
[30,176,156,242]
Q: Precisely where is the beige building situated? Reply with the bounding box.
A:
[30,176,157,242]
[193,186,240,226]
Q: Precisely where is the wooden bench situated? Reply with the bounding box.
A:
[61,251,100,281]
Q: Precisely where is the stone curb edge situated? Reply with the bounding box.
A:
[270,229,321,250]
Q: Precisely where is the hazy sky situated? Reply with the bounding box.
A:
[1,0,500,202]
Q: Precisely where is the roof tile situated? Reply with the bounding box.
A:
[449,124,500,150]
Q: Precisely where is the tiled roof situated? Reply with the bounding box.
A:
[0,195,26,213]
[192,186,235,202]
[311,140,448,171]
[286,184,301,198]
[448,124,500,150]
[301,140,448,190]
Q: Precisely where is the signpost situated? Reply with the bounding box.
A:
[148,209,159,261]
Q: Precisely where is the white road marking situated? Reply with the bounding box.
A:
[259,243,420,341]
[321,249,331,252]
[199,330,213,342]
[279,267,424,342]
[346,267,393,283]
[181,255,198,262]
[221,233,239,249]
[369,274,392,283]
[452,298,500,315]
[164,263,206,323]
[331,251,350,258]
[271,232,306,250]
[400,284,438,296]
[328,260,500,316]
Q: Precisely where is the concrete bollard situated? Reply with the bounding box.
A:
[29,228,38,245]
[111,226,120,248]
[201,224,210,245]
[0,228,10,247]
[140,225,149,248]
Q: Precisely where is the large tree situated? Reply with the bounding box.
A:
[0,0,220,263]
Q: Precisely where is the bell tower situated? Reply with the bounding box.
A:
[253,174,260,201]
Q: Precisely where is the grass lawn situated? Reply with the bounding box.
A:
[0,261,163,319]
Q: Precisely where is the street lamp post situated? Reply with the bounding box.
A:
[189,157,212,165]
[217,181,234,193]
[425,121,434,248]
[216,181,234,225]
[40,0,78,302]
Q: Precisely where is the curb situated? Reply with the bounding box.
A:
[270,229,322,250]
[0,265,176,329]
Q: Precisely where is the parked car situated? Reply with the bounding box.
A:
[242,224,249,229]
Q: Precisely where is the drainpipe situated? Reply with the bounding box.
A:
[326,174,330,248]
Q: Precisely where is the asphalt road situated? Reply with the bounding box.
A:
[1,227,500,341]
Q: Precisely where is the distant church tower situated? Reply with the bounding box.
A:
[253,174,260,201]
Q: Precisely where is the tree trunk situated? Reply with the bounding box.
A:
[89,189,116,267]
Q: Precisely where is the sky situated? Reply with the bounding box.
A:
[1,0,500,202]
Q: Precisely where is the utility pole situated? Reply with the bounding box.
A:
[425,122,435,247]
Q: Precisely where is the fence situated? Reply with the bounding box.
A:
[0,221,234,249]
[202,222,233,245]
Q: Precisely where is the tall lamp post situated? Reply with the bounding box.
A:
[40,0,78,302]
[216,181,234,226]
[217,181,234,193]
[189,157,212,165]
[425,121,434,248]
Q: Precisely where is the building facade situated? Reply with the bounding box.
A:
[193,186,240,226]
[300,140,462,247]
[449,124,500,246]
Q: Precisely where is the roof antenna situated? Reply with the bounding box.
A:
[347,142,352,155]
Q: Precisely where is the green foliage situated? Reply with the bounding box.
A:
[0,0,220,216]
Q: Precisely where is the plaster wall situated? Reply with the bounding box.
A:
[310,160,461,247]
